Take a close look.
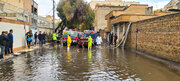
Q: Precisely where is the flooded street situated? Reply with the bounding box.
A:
[0,45,180,81]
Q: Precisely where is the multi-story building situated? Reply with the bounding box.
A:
[0,0,38,26]
[0,0,24,21]
[92,0,140,32]
[94,5,126,32]
[38,16,53,33]
[46,15,61,28]
[163,0,180,11]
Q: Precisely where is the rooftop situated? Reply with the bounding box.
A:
[105,4,149,19]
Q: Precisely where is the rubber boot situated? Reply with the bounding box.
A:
[67,47,70,51]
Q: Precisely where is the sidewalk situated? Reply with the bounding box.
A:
[1,43,51,61]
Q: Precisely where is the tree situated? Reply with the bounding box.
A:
[56,0,94,31]
[81,7,94,31]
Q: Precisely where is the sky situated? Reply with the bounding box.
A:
[34,0,170,19]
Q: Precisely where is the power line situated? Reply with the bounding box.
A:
[46,8,53,16]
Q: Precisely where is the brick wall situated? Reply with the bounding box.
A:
[126,13,180,62]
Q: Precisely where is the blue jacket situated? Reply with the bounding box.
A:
[8,33,13,42]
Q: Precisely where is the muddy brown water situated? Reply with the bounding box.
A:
[0,46,180,81]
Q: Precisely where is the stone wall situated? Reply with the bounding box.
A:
[126,13,180,62]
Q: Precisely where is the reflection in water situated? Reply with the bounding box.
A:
[53,48,57,55]
[88,50,92,71]
[0,61,14,81]
[0,46,179,81]
[66,50,71,66]
[88,50,92,61]
[13,54,29,81]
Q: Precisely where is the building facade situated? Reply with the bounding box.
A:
[91,0,139,32]
[0,0,38,28]
[163,0,180,11]
[38,16,61,34]
[38,16,53,34]
[94,5,126,32]
[105,4,156,41]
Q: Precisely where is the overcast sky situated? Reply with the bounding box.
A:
[34,0,170,19]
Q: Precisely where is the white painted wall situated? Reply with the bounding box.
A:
[0,22,29,48]
[31,27,39,43]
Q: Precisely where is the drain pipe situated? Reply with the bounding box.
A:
[121,22,132,49]
[136,28,138,50]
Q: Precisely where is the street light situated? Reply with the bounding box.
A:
[32,0,35,27]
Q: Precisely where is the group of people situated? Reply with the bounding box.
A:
[0,30,14,59]
[51,32,103,51]
[26,30,47,49]
[88,34,103,50]
[65,34,102,51]
[34,31,47,47]
[109,32,118,47]
[52,33,70,50]
[0,30,48,59]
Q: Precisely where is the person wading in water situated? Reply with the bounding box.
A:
[67,35,72,51]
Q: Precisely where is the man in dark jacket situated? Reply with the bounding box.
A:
[38,31,43,47]
[4,31,10,55]
[114,34,118,47]
[0,31,9,59]
[26,30,33,49]
[109,33,111,46]
[109,32,113,46]
[42,32,46,44]
[34,32,38,46]
[8,29,14,54]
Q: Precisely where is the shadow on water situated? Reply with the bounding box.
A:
[0,45,179,81]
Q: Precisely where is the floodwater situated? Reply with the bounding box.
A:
[0,45,180,81]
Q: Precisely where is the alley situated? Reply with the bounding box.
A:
[0,45,180,81]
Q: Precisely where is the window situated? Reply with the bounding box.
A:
[25,16,28,22]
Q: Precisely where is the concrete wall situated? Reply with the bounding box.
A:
[126,13,180,62]
[0,18,29,51]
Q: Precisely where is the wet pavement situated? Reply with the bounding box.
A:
[0,45,180,81]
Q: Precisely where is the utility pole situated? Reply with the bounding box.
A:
[53,0,55,33]
[32,0,34,27]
